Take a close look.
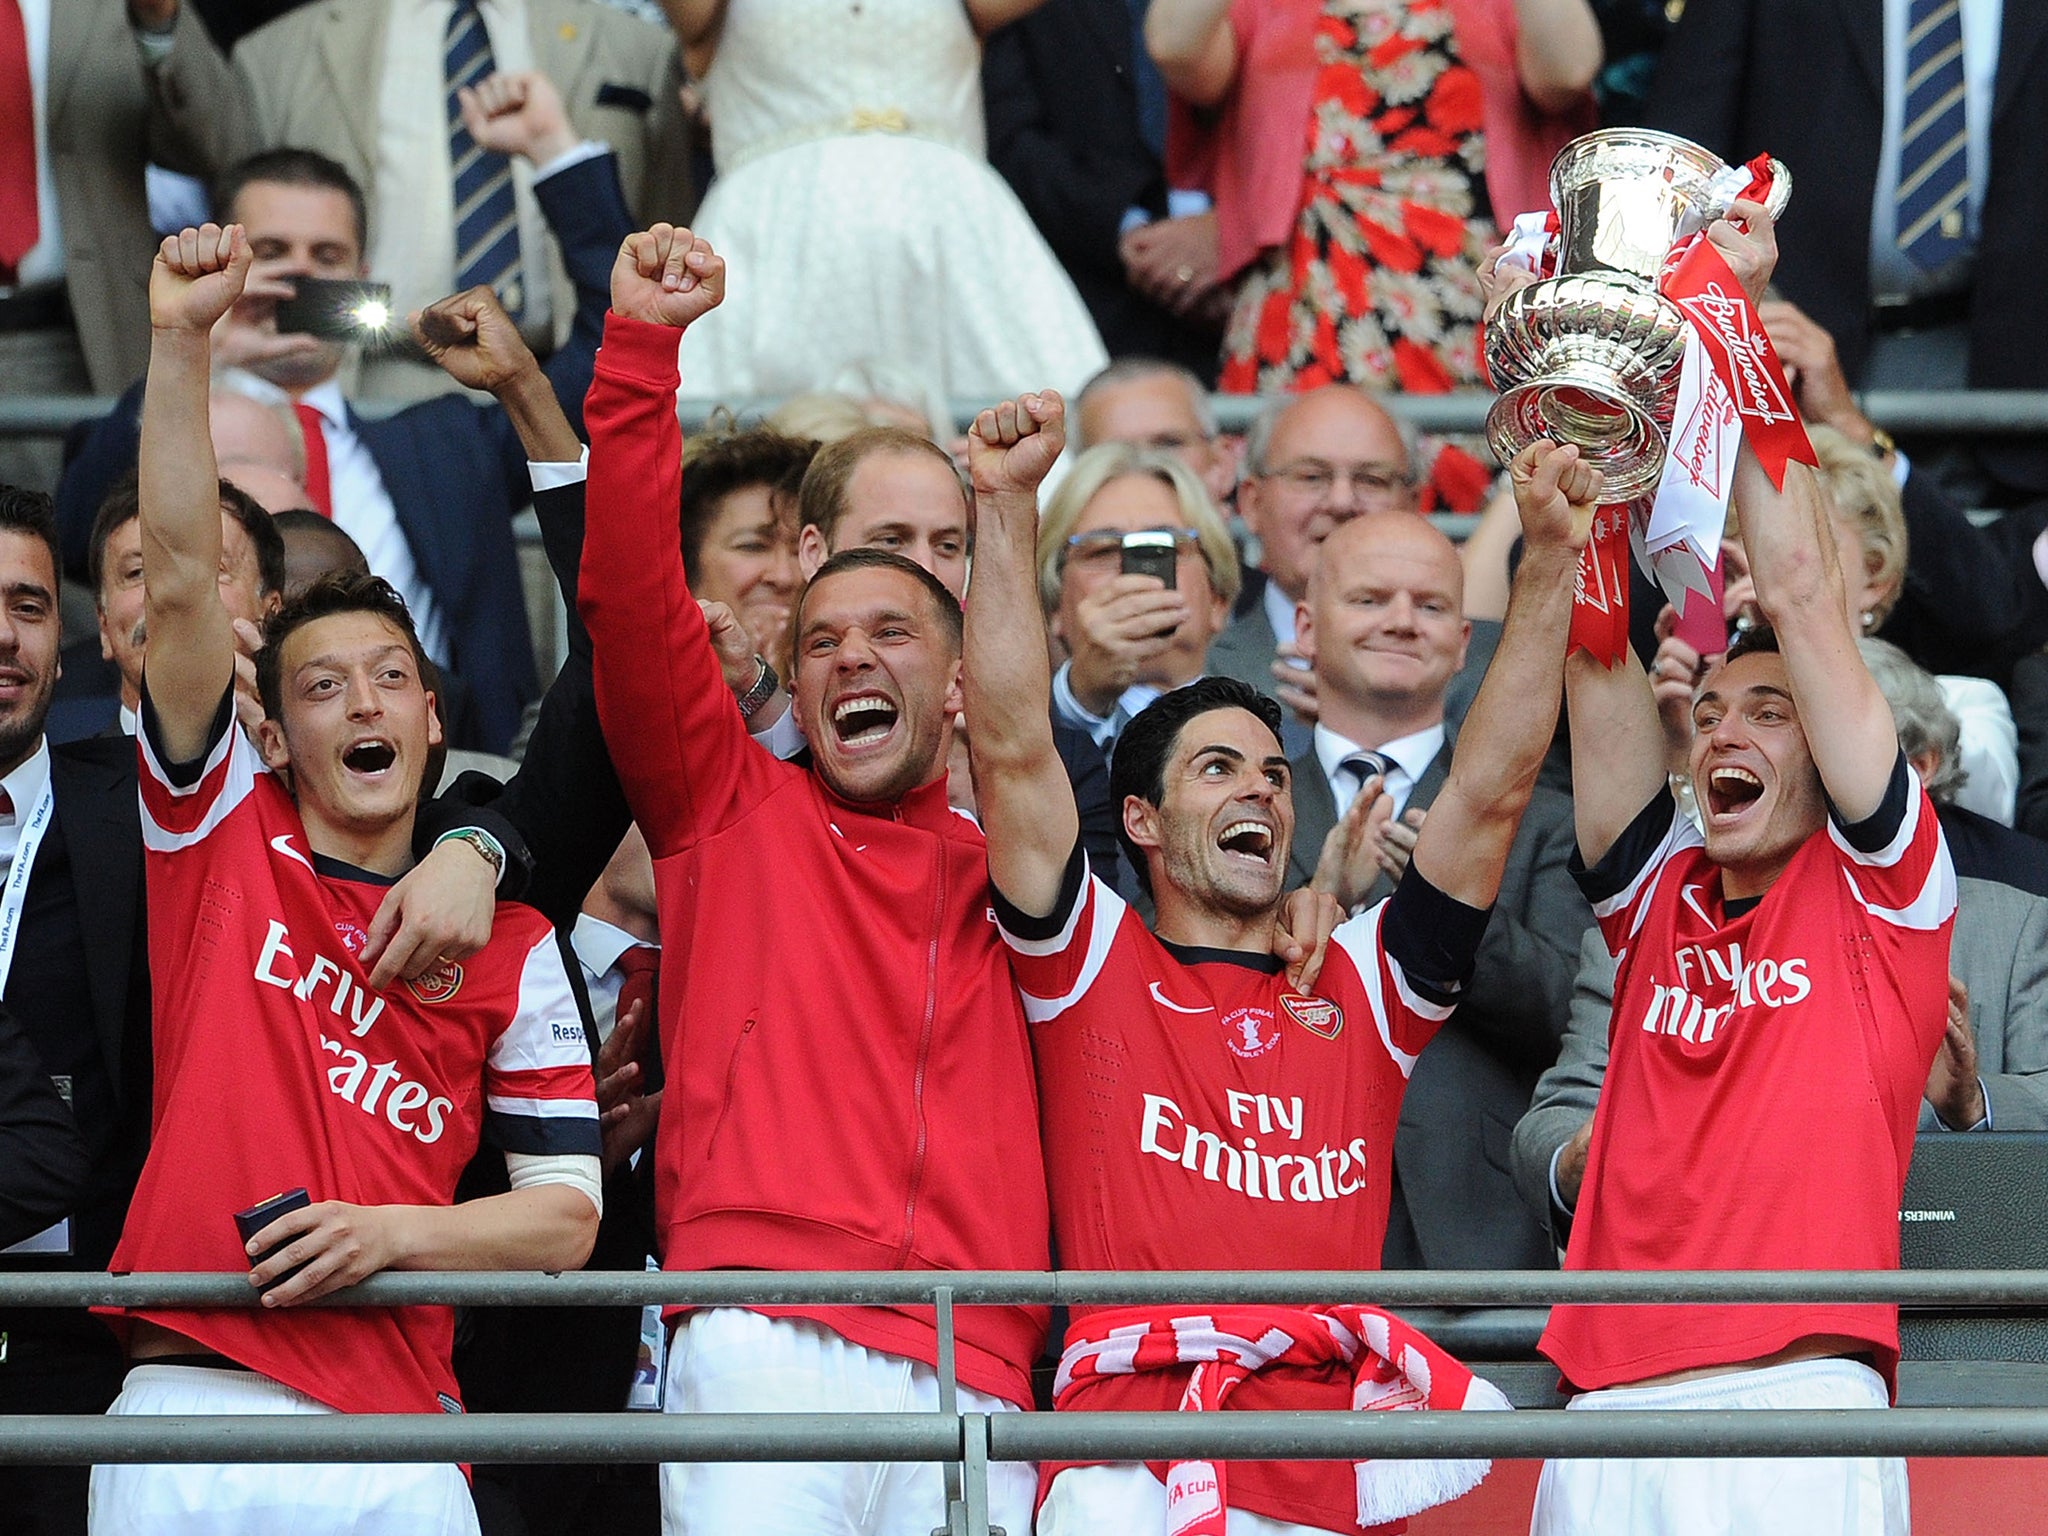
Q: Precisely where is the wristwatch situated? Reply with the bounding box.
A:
[736,655,780,721]
[435,827,506,882]
[1867,425,1897,460]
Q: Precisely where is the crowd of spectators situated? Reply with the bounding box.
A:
[1,1,2046,1534]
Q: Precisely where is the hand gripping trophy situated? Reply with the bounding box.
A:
[1484,129,1793,502]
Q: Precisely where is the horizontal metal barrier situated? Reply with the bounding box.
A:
[11,1270,2046,1534]
[6,1408,2048,1466]
[7,390,2048,439]
[6,1269,2046,1308]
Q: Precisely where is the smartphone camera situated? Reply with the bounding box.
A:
[1119,530,1181,590]
[273,279,396,339]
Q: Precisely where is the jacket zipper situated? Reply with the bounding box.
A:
[705,1016,756,1159]
[892,840,943,1268]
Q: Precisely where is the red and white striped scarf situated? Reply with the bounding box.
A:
[1055,1305,1511,1536]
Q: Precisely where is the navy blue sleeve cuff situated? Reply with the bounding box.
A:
[990,839,1087,941]
[1829,752,1912,853]
[138,681,235,788]
[1570,787,1677,906]
[1381,861,1491,1006]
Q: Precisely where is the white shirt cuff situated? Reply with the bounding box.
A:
[2034,527,2048,593]
[1890,448,1912,489]
[133,23,178,66]
[1547,1142,1574,1216]
[533,140,610,183]
[1166,188,1213,219]
[528,447,590,492]
[752,706,806,761]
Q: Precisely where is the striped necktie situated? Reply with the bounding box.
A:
[1342,750,1395,789]
[1894,0,1971,269]
[1339,750,1395,815]
[446,0,525,318]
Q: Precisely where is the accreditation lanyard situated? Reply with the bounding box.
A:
[0,766,55,1000]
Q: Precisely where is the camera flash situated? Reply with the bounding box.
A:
[352,299,391,331]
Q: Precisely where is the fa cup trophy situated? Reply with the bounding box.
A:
[1484,129,1792,501]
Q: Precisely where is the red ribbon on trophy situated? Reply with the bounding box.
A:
[1657,156,1816,492]
[1567,504,1634,664]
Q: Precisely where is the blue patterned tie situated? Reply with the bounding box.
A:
[1894,0,1970,269]
[446,0,524,318]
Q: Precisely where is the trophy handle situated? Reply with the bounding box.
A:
[1716,158,1793,222]
[1760,158,1793,220]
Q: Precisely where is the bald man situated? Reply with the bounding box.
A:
[1218,387,1503,752]
[1287,512,1592,1272]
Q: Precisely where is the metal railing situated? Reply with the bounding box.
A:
[7,390,2048,440]
[6,1267,2048,1536]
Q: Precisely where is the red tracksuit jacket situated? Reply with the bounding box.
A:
[579,314,1050,1404]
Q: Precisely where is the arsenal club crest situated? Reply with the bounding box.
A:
[1279,992,1344,1040]
[405,959,465,1005]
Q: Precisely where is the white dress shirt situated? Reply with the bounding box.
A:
[571,912,653,1046]
[376,0,556,348]
[1312,720,1446,823]
[226,373,450,663]
[1051,659,1159,750]
[1262,579,1300,652]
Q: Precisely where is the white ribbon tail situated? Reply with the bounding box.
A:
[1500,211,1556,276]
[1642,328,1739,584]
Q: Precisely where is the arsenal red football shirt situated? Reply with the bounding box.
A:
[112,691,601,1416]
[1541,756,1955,1395]
[999,850,1489,1534]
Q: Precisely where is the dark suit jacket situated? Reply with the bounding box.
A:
[0,1001,90,1253]
[1645,0,2048,490]
[1879,473,2048,687]
[0,737,153,1284]
[983,0,1218,376]
[2016,652,2048,843]
[1288,731,1591,1269]
[53,151,635,755]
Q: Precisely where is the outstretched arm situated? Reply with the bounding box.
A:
[963,393,1075,918]
[1739,445,1897,820]
[1412,442,1596,908]
[139,224,250,764]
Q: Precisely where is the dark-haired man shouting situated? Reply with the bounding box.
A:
[961,381,1599,1536]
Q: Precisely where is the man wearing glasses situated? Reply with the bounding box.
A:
[1216,388,1501,747]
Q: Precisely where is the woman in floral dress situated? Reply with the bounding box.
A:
[1148,0,1599,509]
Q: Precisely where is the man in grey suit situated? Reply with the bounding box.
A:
[140,0,692,395]
[1514,653,2048,1252]
[1290,510,1591,1270]
[0,0,234,492]
[1217,386,1501,757]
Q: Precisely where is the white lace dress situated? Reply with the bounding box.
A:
[679,0,1108,405]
